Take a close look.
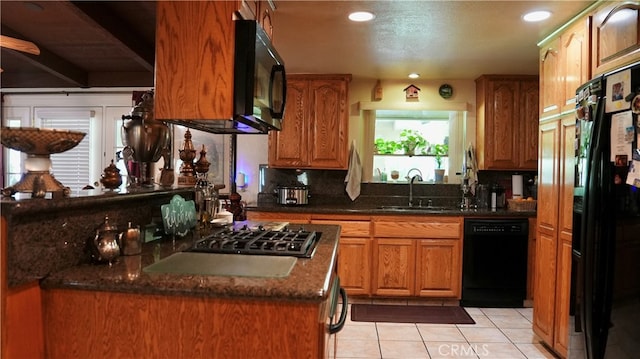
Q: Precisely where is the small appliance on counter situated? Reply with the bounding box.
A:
[275,185,311,205]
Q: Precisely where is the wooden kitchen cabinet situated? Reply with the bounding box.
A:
[245,211,311,224]
[539,17,591,119]
[533,115,575,358]
[311,214,372,296]
[371,216,462,298]
[237,0,275,40]
[561,19,591,113]
[592,2,640,76]
[154,1,237,122]
[269,74,351,169]
[539,37,562,118]
[475,75,539,170]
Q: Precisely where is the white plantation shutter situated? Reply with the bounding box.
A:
[37,109,97,193]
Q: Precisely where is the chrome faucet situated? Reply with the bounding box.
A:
[406,168,423,181]
[408,174,423,207]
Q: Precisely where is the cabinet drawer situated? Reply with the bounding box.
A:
[311,220,370,237]
[246,211,311,223]
[373,220,461,239]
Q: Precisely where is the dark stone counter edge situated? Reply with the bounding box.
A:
[39,223,341,303]
[248,205,536,217]
[1,187,195,216]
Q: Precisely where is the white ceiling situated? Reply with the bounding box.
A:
[273,0,595,80]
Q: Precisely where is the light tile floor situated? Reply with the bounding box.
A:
[336,304,558,359]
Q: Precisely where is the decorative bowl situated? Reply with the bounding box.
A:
[1,127,86,155]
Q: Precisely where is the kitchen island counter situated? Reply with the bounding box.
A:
[40,223,341,302]
[39,222,343,359]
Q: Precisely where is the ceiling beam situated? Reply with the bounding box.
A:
[67,1,154,71]
[0,25,88,87]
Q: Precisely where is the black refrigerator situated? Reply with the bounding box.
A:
[573,61,640,359]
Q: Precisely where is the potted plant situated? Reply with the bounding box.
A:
[374,138,399,154]
[399,129,427,156]
[433,143,448,182]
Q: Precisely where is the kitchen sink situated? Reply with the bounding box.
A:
[377,205,456,212]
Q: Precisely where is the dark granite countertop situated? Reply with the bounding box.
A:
[249,203,536,218]
[40,222,340,303]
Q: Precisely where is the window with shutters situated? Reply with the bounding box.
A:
[35,108,101,193]
[2,92,138,196]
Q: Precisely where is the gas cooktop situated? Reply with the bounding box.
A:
[186,226,321,258]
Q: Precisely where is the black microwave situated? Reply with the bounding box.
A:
[234,20,286,133]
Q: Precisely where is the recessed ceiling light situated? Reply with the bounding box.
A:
[348,11,375,22]
[523,10,551,22]
[408,73,420,79]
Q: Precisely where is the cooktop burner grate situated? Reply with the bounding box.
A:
[186,228,321,258]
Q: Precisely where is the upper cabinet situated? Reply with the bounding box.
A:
[539,17,591,119]
[592,2,640,76]
[238,0,275,40]
[475,75,539,170]
[154,1,236,121]
[269,74,352,169]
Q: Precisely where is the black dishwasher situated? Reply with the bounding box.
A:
[461,219,528,308]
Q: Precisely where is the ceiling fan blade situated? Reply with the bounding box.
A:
[0,35,40,55]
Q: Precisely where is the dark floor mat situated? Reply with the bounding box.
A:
[351,304,475,324]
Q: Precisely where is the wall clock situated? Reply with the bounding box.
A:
[439,84,453,99]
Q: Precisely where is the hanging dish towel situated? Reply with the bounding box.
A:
[345,140,362,201]
[466,143,479,195]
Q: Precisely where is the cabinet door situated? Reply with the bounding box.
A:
[268,79,310,167]
[155,1,236,121]
[553,236,572,358]
[519,79,540,170]
[308,79,349,169]
[311,216,372,296]
[372,238,415,296]
[537,119,560,231]
[592,3,640,75]
[540,37,562,118]
[533,228,557,345]
[561,19,591,113]
[484,79,519,169]
[337,237,371,296]
[559,115,576,236]
[245,211,311,224]
[415,239,461,298]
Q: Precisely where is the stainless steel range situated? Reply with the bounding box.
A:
[186,226,321,258]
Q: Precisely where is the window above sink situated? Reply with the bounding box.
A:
[362,107,469,185]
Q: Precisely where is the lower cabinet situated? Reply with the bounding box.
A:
[371,216,463,298]
[248,212,465,299]
[311,214,371,296]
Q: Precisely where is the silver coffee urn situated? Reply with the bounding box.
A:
[121,90,171,188]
